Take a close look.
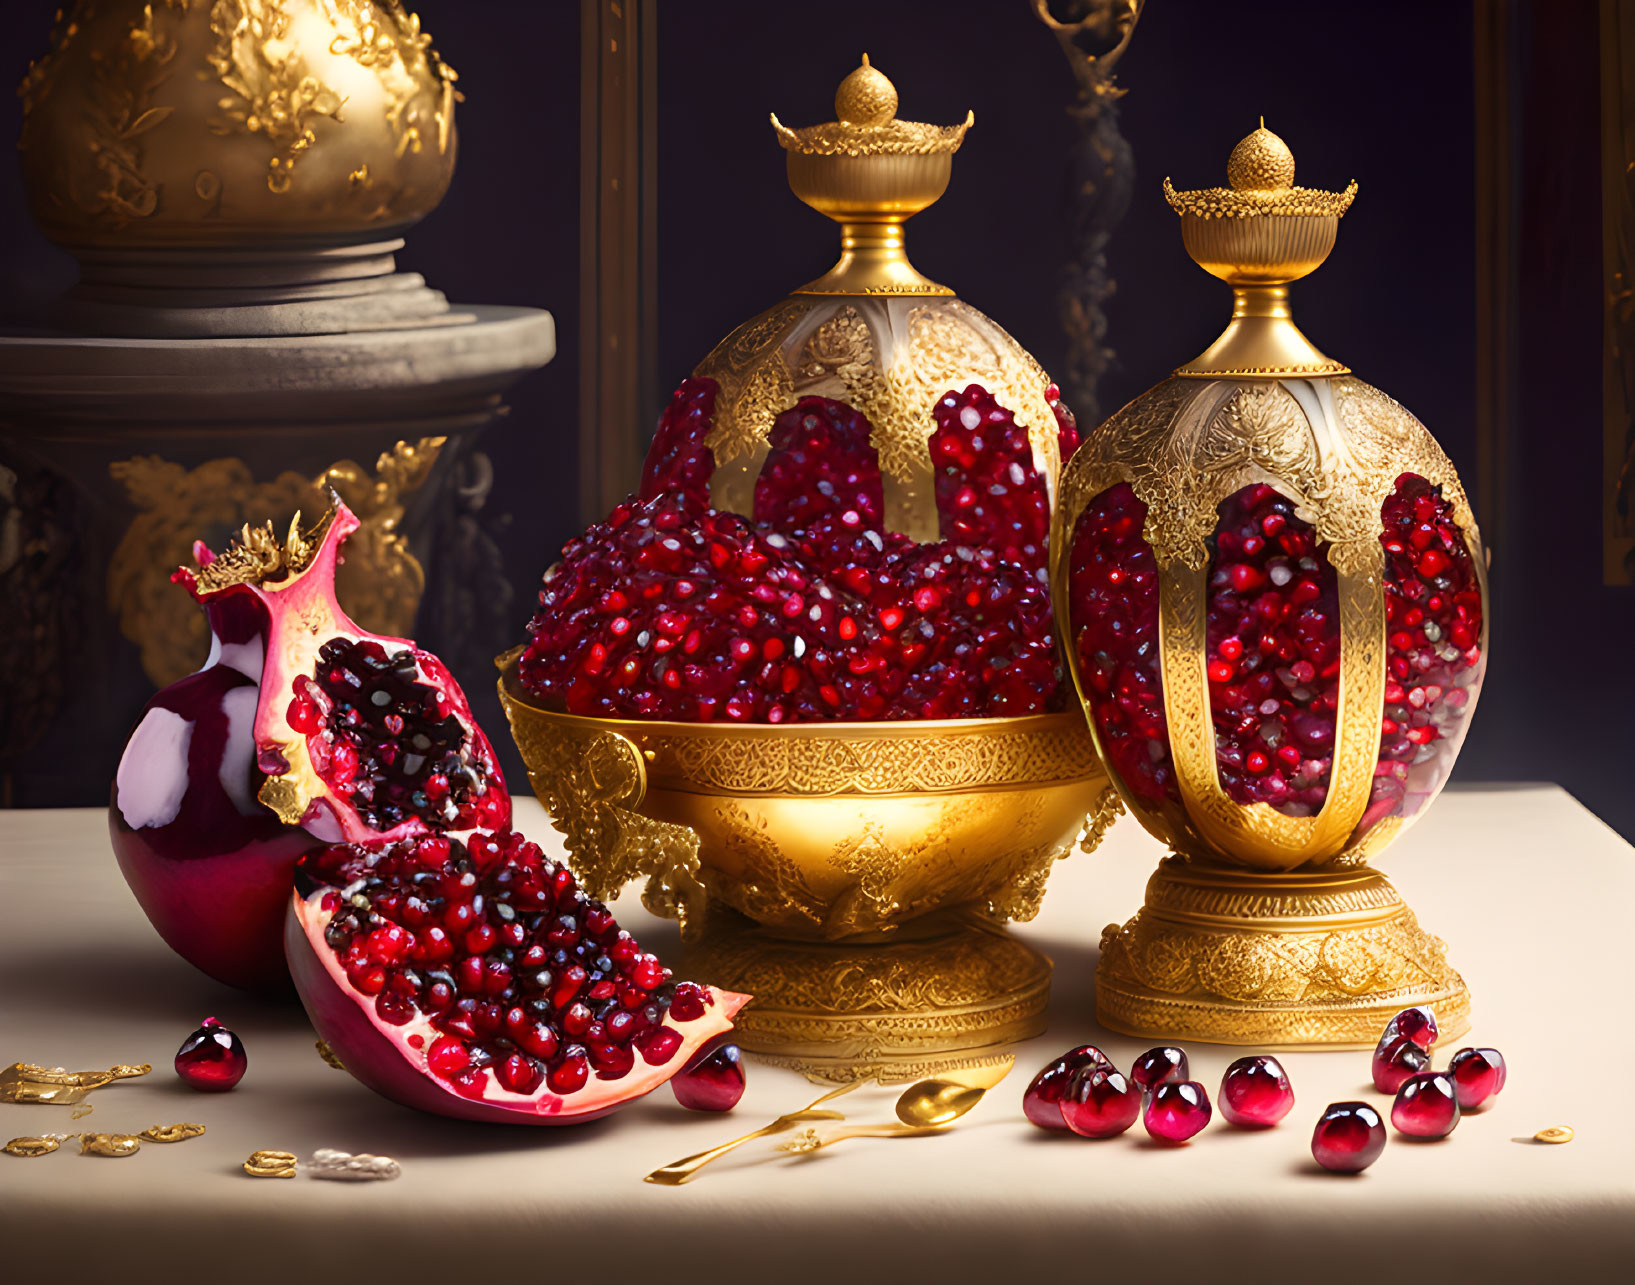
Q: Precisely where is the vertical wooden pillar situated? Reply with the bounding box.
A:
[1473,0,1517,558]
[580,0,659,526]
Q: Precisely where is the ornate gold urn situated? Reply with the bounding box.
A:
[501,59,1114,1079]
[1052,125,1488,1048]
[16,0,467,337]
[20,0,456,247]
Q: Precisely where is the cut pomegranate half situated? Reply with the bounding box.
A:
[175,503,510,846]
[286,829,748,1124]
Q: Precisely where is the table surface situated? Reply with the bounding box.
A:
[3,785,1631,1283]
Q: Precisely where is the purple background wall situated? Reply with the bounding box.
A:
[2,1,1627,838]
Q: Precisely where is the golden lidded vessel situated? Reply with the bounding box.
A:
[19,0,457,247]
[1051,124,1488,1047]
[501,58,1114,1079]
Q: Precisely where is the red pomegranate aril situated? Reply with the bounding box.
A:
[1219,1055,1294,1128]
[672,1038,746,1112]
[548,1051,590,1095]
[1377,1005,1438,1053]
[1447,1047,1507,1110]
[498,1052,545,1095]
[1311,1101,1387,1173]
[590,1040,636,1081]
[1061,1069,1141,1139]
[1372,1036,1430,1093]
[427,1035,470,1077]
[1205,485,1340,813]
[668,981,711,1023]
[637,1026,684,1065]
[1067,483,1175,805]
[1023,1046,1117,1131]
[523,379,1066,724]
[1129,1046,1188,1093]
[174,1017,248,1091]
[1144,1081,1212,1143]
[1391,1071,1460,1138]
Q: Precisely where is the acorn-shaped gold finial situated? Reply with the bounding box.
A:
[1226,119,1296,193]
[835,54,898,127]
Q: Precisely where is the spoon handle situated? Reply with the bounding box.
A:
[644,1079,869,1186]
[788,1123,949,1152]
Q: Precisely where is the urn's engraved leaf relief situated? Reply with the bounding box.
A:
[27,0,189,224]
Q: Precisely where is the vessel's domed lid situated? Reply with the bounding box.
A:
[1163,122,1358,378]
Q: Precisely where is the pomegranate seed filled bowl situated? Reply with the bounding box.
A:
[1050,125,1488,1048]
[500,58,1115,1079]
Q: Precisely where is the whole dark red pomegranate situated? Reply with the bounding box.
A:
[111,504,508,990]
[287,828,747,1123]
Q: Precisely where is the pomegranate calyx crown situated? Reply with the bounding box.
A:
[189,506,336,596]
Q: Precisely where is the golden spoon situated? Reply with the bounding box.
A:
[646,1067,1004,1186]
[644,1078,867,1186]
[779,1122,949,1154]
[894,1079,988,1127]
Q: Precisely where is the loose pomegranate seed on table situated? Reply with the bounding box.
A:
[1311,1101,1387,1173]
[1061,1068,1142,1139]
[1218,1055,1295,1127]
[1143,1081,1213,1143]
[671,1037,746,1113]
[174,1017,248,1091]
[1376,1004,1439,1053]
[1391,1071,1461,1139]
[1372,1037,1431,1094]
[1023,1046,1118,1131]
[1447,1047,1507,1110]
[1128,1045,1189,1093]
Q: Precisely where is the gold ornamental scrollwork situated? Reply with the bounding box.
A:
[509,702,706,937]
[1093,860,1470,1047]
[17,0,187,226]
[108,436,444,688]
[18,1,459,241]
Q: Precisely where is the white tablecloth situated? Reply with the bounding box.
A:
[2,785,1630,1282]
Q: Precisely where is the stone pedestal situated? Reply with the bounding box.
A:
[0,300,554,806]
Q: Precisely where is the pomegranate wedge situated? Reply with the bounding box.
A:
[287,829,748,1124]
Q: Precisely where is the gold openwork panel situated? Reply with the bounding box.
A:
[695,295,1063,542]
[1054,374,1484,870]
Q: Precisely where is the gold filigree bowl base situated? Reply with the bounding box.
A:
[680,906,1050,1082]
[1096,858,1470,1049]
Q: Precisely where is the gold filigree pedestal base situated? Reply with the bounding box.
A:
[681,908,1050,1082]
[1096,858,1469,1049]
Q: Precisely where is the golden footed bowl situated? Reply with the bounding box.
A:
[497,651,1112,941]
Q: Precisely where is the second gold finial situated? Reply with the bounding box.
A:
[835,54,898,127]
